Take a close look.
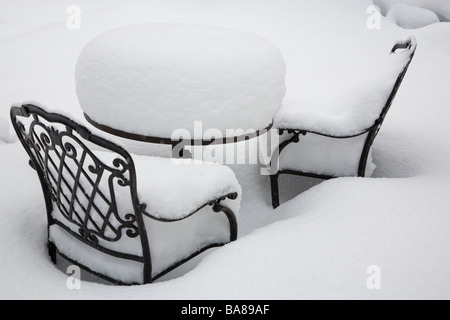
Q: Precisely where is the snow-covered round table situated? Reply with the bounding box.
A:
[76,24,286,147]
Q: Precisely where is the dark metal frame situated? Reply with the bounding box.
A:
[84,113,273,158]
[270,38,417,208]
[11,104,238,285]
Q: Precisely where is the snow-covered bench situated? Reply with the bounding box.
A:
[10,104,240,284]
[270,37,417,208]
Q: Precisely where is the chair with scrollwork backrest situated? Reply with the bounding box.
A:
[11,104,240,285]
[270,37,417,208]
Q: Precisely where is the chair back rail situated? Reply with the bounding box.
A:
[358,37,417,176]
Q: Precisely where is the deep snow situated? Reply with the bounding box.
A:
[386,5,441,29]
[75,23,286,138]
[1,0,450,299]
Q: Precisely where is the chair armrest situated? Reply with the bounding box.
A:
[391,36,417,56]
[277,125,374,140]
[140,192,239,222]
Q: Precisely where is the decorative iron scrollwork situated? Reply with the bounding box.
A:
[17,114,140,243]
[79,227,99,245]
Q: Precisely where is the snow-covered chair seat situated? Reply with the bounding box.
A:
[11,104,240,285]
[270,37,417,208]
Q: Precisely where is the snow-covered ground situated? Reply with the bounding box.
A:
[1,0,450,299]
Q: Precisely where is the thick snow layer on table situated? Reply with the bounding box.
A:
[75,23,286,138]
[387,5,441,29]
[2,0,450,300]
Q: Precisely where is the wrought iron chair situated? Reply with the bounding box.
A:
[11,104,240,285]
[270,37,417,208]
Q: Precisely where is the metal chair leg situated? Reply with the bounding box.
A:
[270,173,280,209]
[48,241,57,264]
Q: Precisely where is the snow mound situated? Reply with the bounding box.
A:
[387,4,440,29]
[374,0,450,22]
[75,23,286,139]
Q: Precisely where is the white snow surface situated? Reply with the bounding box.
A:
[273,37,415,178]
[1,0,450,299]
[0,0,121,39]
[101,150,242,220]
[278,132,377,177]
[386,5,441,29]
[374,0,450,21]
[75,23,286,138]
[274,41,413,136]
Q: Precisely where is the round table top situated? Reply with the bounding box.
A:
[76,23,286,142]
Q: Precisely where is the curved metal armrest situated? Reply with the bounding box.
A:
[277,126,374,140]
[140,192,239,223]
[391,36,417,55]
